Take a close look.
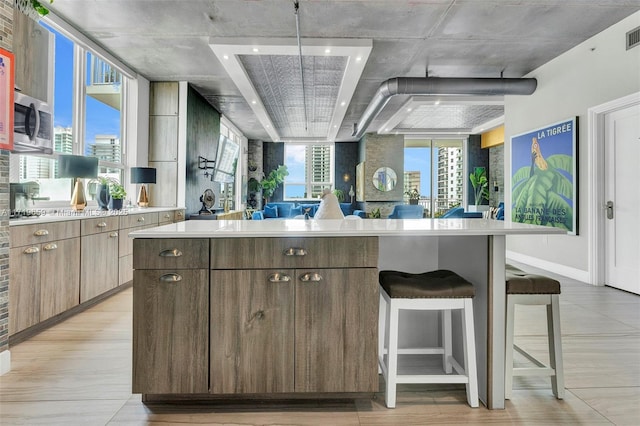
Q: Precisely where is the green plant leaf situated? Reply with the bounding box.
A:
[546,154,573,174]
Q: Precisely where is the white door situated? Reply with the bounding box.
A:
[605,104,640,294]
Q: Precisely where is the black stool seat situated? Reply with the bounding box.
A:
[379,270,475,299]
[506,264,561,295]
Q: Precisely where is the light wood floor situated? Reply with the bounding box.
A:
[1,263,639,425]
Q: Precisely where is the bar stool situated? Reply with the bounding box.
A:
[378,269,479,408]
[505,264,564,399]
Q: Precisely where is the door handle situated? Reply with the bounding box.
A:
[606,201,614,220]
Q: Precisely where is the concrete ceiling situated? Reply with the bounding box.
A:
[45,0,640,142]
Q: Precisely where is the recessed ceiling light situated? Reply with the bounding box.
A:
[434,100,440,105]
[266,125,270,128]
[407,108,412,112]
[333,125,337,128]
[355,56,362,61]
[325,48,331,54]
[385,128,390,132]
[252,48,259,53]
[340,101,346,107]
[223,54,229,60]
[251,100,257,104]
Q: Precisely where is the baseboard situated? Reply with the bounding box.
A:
[506,250,591,284]
[0,349,10,375]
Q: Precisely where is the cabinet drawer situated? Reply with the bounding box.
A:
[81,216,119,235]
[174,209,186,222]
[210,237,378,269]
[10,220,80,247]
[133,238,209,269]
[158,210,175,225]
[120,212,159,229]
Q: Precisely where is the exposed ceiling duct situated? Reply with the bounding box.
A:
[352,77,538,139]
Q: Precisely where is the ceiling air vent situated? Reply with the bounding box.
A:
[627,26,640,50]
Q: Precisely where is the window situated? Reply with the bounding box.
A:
[11,22,129,207]
[283,143,334,200]
[404,140,463,218]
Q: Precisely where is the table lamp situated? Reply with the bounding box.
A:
[58,155,99,212]
[131,167,157,207]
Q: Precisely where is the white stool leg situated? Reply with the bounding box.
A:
[442,309,452,374]
[504,296,516,400]
[378,292,386,375]
[548,294,565,399]
[385,301,399,408]
[462,299,479,408]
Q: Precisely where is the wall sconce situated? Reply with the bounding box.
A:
[494,180,499,192]
[131,167,157,207]
[58,155,99,212]
[343,173,351,182]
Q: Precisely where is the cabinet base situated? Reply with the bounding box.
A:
[142,392,377,405]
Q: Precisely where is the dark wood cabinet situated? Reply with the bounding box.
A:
[133,269,209,394]
[210,269,295,394]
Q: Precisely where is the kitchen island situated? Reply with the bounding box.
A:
[130,218,564,409]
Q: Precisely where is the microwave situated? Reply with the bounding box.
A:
[13,92,53,154]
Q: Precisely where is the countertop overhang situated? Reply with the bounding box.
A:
[129,219,566,239]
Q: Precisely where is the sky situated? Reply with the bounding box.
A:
[404,147,435,197]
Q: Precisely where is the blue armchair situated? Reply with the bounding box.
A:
[388,204,424,219]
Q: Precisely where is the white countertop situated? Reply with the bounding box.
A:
[9,207,182,226]
[129,218,566,238]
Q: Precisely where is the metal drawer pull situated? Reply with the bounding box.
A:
[299,272,323,282]
[283,247,307,256]
[33,229,49,236]
[164,214,171,219]
[24,247,40,254]
[97,222,107,228]
[159,249,183,257]
[43,243,58,251]
[177,211,184,217]
[109,232,119,238]
[268,273,291,283]
[160,273,182,282]
[137,217,145,222]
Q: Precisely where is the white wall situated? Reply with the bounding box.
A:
[504,11,640,282]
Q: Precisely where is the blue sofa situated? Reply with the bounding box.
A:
[440,206,483,219]
[388,204,424,219]
[252,202,357,220]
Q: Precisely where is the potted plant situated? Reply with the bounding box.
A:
[260,165,288,203]
[470,167,489,210]
[370,207,381,218]
[405,187,421,205]
[332,189,345,202]
[108,182,126,210]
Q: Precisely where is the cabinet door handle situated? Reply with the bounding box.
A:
[299,272,323,282]
[33,229,49,236]
[137,217,145,222]
[109,232,119,238]
[97,222,107,228]
[43,243,57,251]
[23,246,40,254]
[160,273,182,282]
[164,213,171,219]
[283,247,307,256]
[159,249,183,257]
[268,273,291,283]
[176,211,184,217]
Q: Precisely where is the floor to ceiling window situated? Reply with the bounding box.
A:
[404,139,464,217]
[283,142,334,200]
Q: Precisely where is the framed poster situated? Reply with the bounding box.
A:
[511,117,578,234]
[0,48,14,150]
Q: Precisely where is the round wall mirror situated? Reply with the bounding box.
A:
[372,167,397,192]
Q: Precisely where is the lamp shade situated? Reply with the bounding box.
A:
[58,155,99,178]
[130,167,157,184]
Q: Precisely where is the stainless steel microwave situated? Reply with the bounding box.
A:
[13,92,53,154]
